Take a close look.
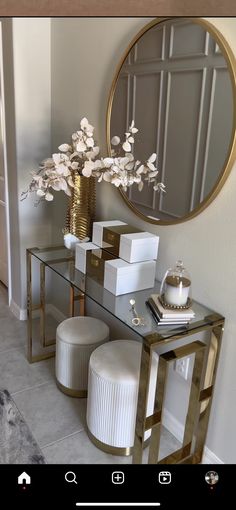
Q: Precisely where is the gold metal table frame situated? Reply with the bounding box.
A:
[133,316,224,464]
[26,246,224,465]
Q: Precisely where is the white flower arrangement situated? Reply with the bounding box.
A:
[21,117,165,202]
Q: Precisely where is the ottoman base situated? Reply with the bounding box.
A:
[87,428,149,457]
[56,379,87,398]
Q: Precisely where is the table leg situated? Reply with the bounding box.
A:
[69,285,75,317]
[133,342,153,464]
[148,340,206,464]
[148,355,168,464]
[26,250,55,364]
[193,322,224,463]
[40,262,46,347]
[27,250,33,363]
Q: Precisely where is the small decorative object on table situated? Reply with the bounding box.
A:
[129,299,145,327]
[63,233,89,251]
[160,260,192,308]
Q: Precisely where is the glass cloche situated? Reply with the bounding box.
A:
[160,260,192,308]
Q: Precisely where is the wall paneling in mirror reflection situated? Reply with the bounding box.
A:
[108,18,236,224]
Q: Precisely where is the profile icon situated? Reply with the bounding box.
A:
[205,471,219,485]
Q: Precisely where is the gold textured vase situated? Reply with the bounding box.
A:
[65,175,96,239]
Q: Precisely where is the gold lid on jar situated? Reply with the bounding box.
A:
[165,275,191,288]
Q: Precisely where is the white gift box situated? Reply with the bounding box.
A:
[104,259,156,296]
[92,220,127,248]
[75,242,98,273]
[119,232,159,263]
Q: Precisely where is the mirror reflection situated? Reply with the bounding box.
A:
[109,18,235,223]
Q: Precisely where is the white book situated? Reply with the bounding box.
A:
[147,299,190,325]
[150,294,195,319]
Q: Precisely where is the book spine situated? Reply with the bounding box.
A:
[146,300,189,325]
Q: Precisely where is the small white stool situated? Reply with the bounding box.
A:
[56,316,109,397]
[86,340,159,455]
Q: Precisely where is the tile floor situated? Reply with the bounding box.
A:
[0,283,180,464]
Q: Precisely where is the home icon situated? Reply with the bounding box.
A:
[18,472,31,485]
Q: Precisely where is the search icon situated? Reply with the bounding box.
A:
[65,471,77,484]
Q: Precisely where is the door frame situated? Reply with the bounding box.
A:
[0,22,12,304]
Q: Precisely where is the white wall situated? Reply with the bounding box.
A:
[2,18,52,309]
[51,17,236,463]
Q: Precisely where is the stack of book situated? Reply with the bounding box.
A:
[146,294,195,326]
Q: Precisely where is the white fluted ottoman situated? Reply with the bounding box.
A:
[56,316,109,397]
[86,340,159,455]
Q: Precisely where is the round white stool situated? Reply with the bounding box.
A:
[56,316,109,397]
[86,340,159,455]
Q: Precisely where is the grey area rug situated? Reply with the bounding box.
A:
[0,389,46,464]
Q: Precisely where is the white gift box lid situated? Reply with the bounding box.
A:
[119,232,159,263]
[92,220,127,247]
[76,242,98,252]
[120,232,159,246]
[93,220,127,229]
[105,258,155,274]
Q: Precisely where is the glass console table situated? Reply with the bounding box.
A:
[27,246,225,465]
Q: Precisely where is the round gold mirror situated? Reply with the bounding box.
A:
[107,18,236,225]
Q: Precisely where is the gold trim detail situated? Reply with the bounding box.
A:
[106,17,236,226]
[159,294,192,310]
[133,326,224,464]
[87,428,149,456]
[56,379,87,398]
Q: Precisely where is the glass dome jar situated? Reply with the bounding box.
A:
[160,260,192,308]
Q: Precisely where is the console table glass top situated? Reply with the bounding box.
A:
[27,245,221,342]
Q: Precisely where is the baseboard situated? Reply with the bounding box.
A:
[10,300,66,323]
[10,300,27,321]
[46,304,67,323]
[202,446,224,464]
[163,408,223,464]
[163,408,184,443]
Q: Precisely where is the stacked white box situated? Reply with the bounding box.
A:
[75,242,98,273]
[92,220,127,248]
[119,232,159,263]
[104,259,156,296]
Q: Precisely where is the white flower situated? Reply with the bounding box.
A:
[58,143,72,152]
[22,117,165,204]
[103,157,114,168]
[76,140,87,152]
[148,153,157,163]
[80,117,94,136]
[154,182,166,192]
[86,137,94,148]
[45,192,54,201]
[103,172,112,182]
[82,160,95,177]
[36,189,45,197]
[122,140,131,152]
[94,159,102,169]
[111,136,120,146]
[71,162,79,170]
[111,177,122,187]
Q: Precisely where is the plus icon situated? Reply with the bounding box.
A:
[112,471,125,484]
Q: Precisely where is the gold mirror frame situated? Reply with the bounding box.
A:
[106,17,236,226]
